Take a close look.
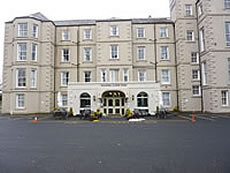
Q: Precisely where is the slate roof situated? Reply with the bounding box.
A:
[29,12,50,21]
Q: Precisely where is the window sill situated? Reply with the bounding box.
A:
[60,85,68,88]
[160,59,170,61]
[16,107,25,110]
[109,58,120,60]
[110,35,119,38]
[192,95,201,98]
[159,37,169,39]
[83,39,93,41]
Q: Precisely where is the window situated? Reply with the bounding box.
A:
[62,30,70,40]
[110,25,119,36]
[187,30,195,41]
[192,85,200,96]
[161,69,170,84]
[30,69,37,88]
[62,49,69,62]
[202,62,207,85]
[137,92,148,107]
[228,58,230,82]
[192,69,200,80]
[110,45,119,59]
[16,94,25,109]
[162,92,170,107]
[221,90,229,106]
[137,28,145,38]
[138,71,146,82]
[61,72,69,86]
[84,29,91,40]
[199,28,205,52]
[84,71,91,82]
[101,70,107,82]
[191,52,199,64]
[84,48,92,61]
[123,69,129,82]
[160,46,169,60]
[160,27,168,38]
[16,68,26,88]
[198,4,203,16]
[138,47,145,60]
[18,23,28,37]
[17,43,27,61]
[32,44,37,61]
[225,0,230,9]
[185,4,193,16]
[110,70,116,82]
[80,93,91,108]
[225,22,230,46]
[32,24,38,38]
[61,94,68,107]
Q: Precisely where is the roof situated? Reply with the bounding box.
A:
[29,12,50,21]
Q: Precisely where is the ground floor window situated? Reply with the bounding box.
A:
[62,94,68,107]
[80,93,91,108]
[137,92,148,107]
[221,90,229,106]
[16,94,25,108]
[162,92,170,107]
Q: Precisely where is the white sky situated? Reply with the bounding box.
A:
[0,0,170,83]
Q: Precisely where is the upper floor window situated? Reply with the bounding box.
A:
[18,23,28,37]
[198,4,203,16]
[160,46,169,60]
[185,4,193,16]
[202,61,207,85]
[192,69,200,80]
[160,27,168,38]
[61,72,69,86]
[62,49,69,62]
[191,52,199,64]
[84,71,91,82]
[225,0,230,9]
[192,85,201,96]
[228,58,230,82]
[110,70,117,83]
[221,90,229,106]
[32,44,37,61]
[137,28,145,38]
[32,24,38,38]
[62,30,70,40]
[161,69,170,84]
[16,94,25,109]
[30,69,37,88]
[84,29,92,40]
[138,46,145,60]
[110,45,119,59]
[101,70,107,82]
[138,71,146,82]
[16,68,26,88]
[199,28,205,52]
[225,22,230,46]
[110,25,119,36]
[123,69,129,82]
[84,47,92,61]
[17,43,27,61]
[187,30,195,41]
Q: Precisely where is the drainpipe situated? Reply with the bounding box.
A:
[53,25,57,110]
[154,24,158,82]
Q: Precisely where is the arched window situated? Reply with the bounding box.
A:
[137,92,148,107]
[80,93,91,108]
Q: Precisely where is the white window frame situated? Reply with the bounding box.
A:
[17,43,27,61]
[162,92,171,107]
[221,90,229,106]
[32,24,39,38]
[61,72,69,86]
[62,30,70,40]
[84,71,91,83]
[101,70,107,82]
[225,22,230,46]
[192,69,200,80]
[185,4,193,16]
[161,69,170,85]
[123,69,129,82]
[110,45,119,59]
[199,28,205,52]
[110,25,119,36]
[138,71,146,82]
[84,47,92,61]
[160,27,168,38]
[16,68,26,88]
[228,58,230,83]
[30,69,37,88]
[137,46,145,60]
[198,4,203,17]
[110,70,116,83]
[62,48,70,62]
[18,23,28,37]
[61,94,68,107]
[187,30,195,41]
[16,94,25,109]
[84,29,92,40]
[202,62,207,85]
[225,0,230,9]
[160,46,169,60]
[191,52,199,64]
[137,28,145,38]
[32,43,37,61]
[192,85,201,96]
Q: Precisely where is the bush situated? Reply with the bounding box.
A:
[69,107,73,117]
[173,106,179,112]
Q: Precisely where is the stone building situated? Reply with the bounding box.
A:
[2,0,230,115]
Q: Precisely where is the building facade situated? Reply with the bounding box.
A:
[2,0,230,115]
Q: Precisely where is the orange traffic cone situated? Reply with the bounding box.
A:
[33,117,38,123]
[191,115,196,122]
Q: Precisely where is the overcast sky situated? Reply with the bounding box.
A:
[0,0,170,83]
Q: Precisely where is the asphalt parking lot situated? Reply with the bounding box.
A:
[0,113,230,173]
